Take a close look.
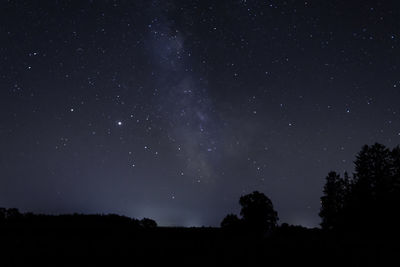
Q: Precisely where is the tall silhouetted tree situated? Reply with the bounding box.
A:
[350,143,393,230]
[320,143,400,234]
[319,171,348,230]
[390,146,400,230]
[354,143,392,197]
[239,191,278,232]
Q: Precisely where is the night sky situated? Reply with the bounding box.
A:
[1,0,399,227]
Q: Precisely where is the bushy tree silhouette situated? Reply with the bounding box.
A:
[220,214,241,229]
[221,191,278,233]
[139,218,157,228]
[239,191,278,232]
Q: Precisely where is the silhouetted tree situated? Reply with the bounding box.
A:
[320,143,400,234]
[140,218,157,228]
[390,146,400,231]
[220,214,241,229]
[319,171,348,230]
[239,191,278,232]
[350,143,394,231]
[354,143,392,196]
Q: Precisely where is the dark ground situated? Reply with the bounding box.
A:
[1,223,398,267]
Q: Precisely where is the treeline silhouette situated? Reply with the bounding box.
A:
[219,143,400,238]
[319,143,400,236]
[0,143,398,266]
[0,208,157,229]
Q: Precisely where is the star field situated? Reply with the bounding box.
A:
[0,0,399,227]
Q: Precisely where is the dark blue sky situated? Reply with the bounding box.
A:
[1,0,399,227]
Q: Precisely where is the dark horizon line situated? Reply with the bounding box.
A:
[0,206,319,229]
